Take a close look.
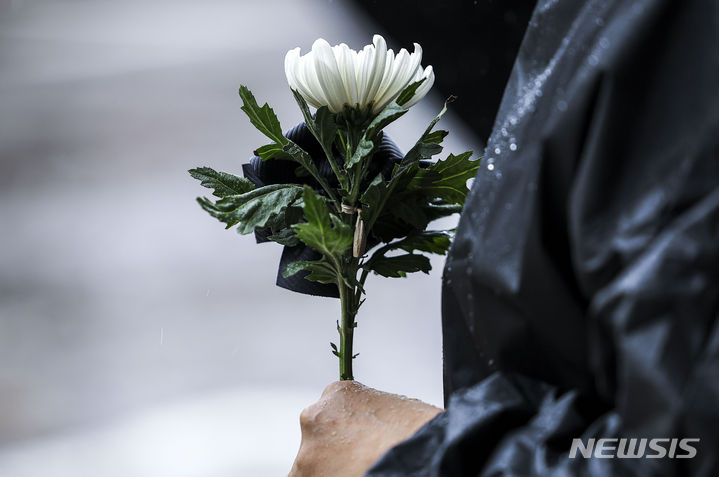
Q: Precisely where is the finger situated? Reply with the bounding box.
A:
[299,401,323,431]
[320,380,346,397]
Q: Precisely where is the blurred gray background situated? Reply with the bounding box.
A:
[0,0,480,475]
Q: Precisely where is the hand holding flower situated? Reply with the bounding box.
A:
[289,381,443,477]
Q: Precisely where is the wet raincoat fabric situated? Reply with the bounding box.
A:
[366,0,719,475]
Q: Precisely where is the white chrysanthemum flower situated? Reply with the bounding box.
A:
[285,34,435,114]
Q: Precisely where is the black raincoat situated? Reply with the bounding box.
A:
[365,0,719,475]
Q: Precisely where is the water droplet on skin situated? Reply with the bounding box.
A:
[595,17,605,26]
[501,127,508,136]
[494,171,503,179]
[588,54,599,66]
[509,143,517,151]
[494,147,501,155]
[488,359,495,366]
[536,90,543,97]
[487,163,495,171]
[487,157,495,164]
[446,266,452,272]
[557,100,568,111]
[599,37,610,49]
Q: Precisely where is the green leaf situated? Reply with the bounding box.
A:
[372,201,462,243]
[366,253,431,278]
[261,196,304,234]
[424,130,449,144]
[359,174,388,223]
[266,227,300,247]
[407,151,478,204]
[347,136,375,167]
[282,259,338,284]
[371,153,471,241]
[283,198,306,226]
[347,102,407,168]
[255,143,290,161]
[402,97,455,166]
[282,142,321,178]
[292,90,338,153]
[189,167,255,198]
[367,102,407,139]
[395,78,426,106]
[422,202,463,219]
[197,184,303,234]
[239,85,286,145]
[359,161,424,231]
[291,89,348,190]
[389,195,433,228]
[293,186,352,257]
[389,230,452,255]
[397,200,463,227]
[239,89,337,202]
[291,88,314,121]
[410,142,444,163]
[282,141,334,192]
[314,107,339,151]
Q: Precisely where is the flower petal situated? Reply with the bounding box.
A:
[296,51,325,108]
[284,47,301,90]
[335,43,359,108]
[374,47,410,110]
[284,34,431,113]
[363,34,388,110]
[286,47,322,108]
[402,65,434,109]
[356,45,374,105]
[374,42,425,110]
[311,38,347,113]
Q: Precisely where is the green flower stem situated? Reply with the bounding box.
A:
[348,161,364,206]
[319,143,348,193]
[306,170,341,210]
[337,269,357,380]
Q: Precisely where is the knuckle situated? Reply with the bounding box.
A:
[299,406,313,427]
[299,403,321,428]
[321,380,344,397]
